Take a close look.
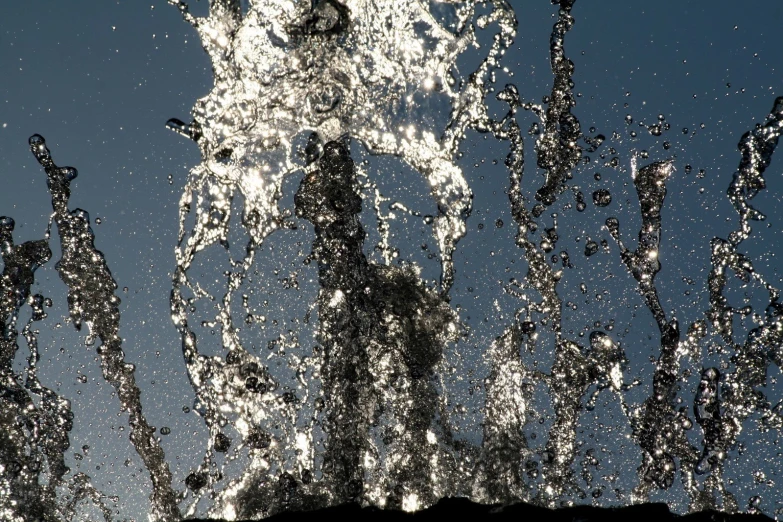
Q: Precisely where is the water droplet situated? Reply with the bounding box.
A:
[592,189,611,207]
[185,472,208,491]
[214,433,232,453]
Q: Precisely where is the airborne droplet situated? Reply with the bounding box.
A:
[592,189,612,207]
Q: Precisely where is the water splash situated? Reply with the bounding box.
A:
[167,0,515,517]
[1,1,782,520]
[168,0,515,292]
[163,0,783,517]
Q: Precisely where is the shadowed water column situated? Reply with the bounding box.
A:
[295,141,373,503]
[295,141,458,509]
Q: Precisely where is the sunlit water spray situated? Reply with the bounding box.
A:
[2,1,783,521]
[166,0,515,518]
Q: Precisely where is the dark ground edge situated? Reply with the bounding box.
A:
[187,497,775,522]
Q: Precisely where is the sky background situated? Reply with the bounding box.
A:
[1,1,782,520]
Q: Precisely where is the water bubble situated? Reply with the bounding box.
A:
[0,215,14,232]
[214,433,232,453]
[185,472,208,491]
[247,429,272,450]
[592,189,612,207]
